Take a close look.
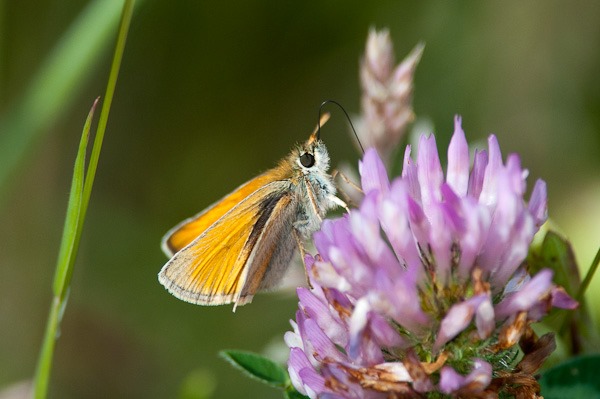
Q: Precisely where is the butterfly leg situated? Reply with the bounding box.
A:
[292,227,313,289]
[332,168,362,209]
[328,194,350,214]
[332,168,363,194]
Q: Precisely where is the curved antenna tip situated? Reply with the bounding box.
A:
[317,100,364,153]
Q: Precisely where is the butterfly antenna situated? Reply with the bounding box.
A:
[317,99,365,154]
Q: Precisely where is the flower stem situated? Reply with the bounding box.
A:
[575,246,600,304]
[558,245,600,337]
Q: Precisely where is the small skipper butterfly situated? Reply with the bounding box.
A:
[158,114,347,309]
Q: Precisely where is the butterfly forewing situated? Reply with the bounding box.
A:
[158,180,294,306]
[162,172,284,255]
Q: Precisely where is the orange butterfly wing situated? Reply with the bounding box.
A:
[162,172,280,255]
[158,180,295,307]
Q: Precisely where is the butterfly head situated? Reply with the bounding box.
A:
[293,134,330,177]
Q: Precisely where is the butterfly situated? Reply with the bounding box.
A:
[158,114,347,309]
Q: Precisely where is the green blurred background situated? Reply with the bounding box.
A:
[1,1,599,398]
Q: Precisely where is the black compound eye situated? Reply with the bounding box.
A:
[300,152,315,168]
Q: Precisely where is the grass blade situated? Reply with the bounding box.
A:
[33,98,97,398]
[51,98,98,298]
[80,0,134,228]
[32,1,135,397]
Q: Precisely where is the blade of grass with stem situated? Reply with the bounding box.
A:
[32,1,135,398]
[32,98,96,398]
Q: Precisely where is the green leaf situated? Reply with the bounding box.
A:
[539,355,600,399]
[530,231,580,296]
[528,230,600,352]
[284,388,310,399]
[220,350,290,389]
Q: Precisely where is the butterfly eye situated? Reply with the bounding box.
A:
[300,152,315,168]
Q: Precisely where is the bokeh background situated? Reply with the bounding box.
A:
[1,1,599,398]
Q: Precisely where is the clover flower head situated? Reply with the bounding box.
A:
[286,116,577,398]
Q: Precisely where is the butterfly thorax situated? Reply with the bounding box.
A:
[285,138,338,238]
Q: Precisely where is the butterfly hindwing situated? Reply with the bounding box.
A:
[236,191,299,305]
